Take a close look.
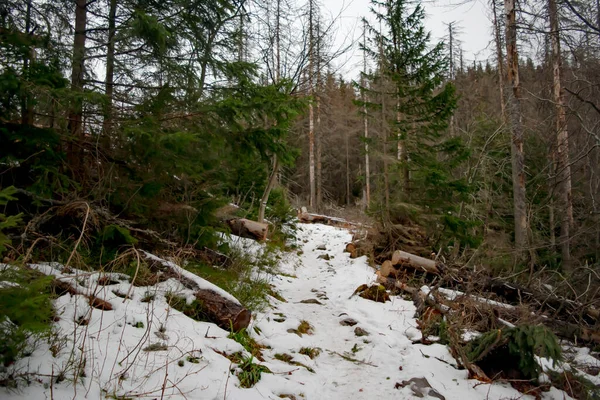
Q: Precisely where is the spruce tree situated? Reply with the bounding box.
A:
[363,0,467,232]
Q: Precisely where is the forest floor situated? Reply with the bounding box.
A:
[1,222,595,399]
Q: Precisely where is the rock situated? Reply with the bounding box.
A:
[318,254,331,260]
[299,299,323,305]
[395,377,445,400]
[340,318,358,326]
[316,245,327,250]
[354,327,369,336]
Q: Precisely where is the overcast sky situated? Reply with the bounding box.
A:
[321,0,494,79]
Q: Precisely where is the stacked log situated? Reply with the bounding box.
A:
[371,247,600,346]
[376,250,441,279]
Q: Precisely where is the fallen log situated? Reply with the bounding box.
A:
[227,218,268,241]
[391,250,440,275]
[194,289,252,332]
[52,279,113,311]
[143,252,251,331]
[298,211,357,228]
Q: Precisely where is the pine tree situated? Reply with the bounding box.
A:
[362,0,461,223]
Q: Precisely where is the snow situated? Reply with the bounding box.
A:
[1,223,577,399]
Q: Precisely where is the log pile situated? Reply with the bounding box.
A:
[369,246,600,347]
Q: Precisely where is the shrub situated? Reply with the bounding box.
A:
[467,325,562,380]
[0,186,23,257]
[0,267,54,366]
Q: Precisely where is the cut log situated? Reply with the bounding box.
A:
[228,218,268,241]
[379,260,395,278]
[391,250,440,275]
[344,242,356,254]
[195,289,252,332]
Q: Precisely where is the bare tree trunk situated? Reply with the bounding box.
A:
[316,20,322,212]
[448,22,455,137]
[275,0,281,84]
[382,89,390,212]
[308,0,316,209]
[362,21,371,206]
[68,0,87,172]
[346,123,351,206]
[379,23,390,213]
[504,0,528,259]
[102,0,117,141]
[258,155,279,223]
[492,0,507,122]
[549,0,573,271]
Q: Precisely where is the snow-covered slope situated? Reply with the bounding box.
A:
[1,223,580,399]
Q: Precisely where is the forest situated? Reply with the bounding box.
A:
[1,0,600,397]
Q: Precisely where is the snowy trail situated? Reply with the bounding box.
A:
[1,223,573,400]
[249,223,549,400]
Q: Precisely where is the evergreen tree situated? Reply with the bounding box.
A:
[361,0,469,243]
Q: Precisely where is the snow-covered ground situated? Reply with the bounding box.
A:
[1,223,589,399]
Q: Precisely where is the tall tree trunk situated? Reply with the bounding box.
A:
[549,0,574,271]
[382,86,390,213]
[21,0,34,126]
[316,20,322,212]
[504,0,528,259]
[492,0,507,122]
[362,21,371,206]
[346,122,351,206]
[308,0,316,208]
[68,0,87,172]
[379,25,390,213]
[275,0,281,84]
[102,0,117,141]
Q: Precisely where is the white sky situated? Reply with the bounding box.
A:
[321,0,494,79]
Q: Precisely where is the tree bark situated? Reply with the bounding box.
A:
[316,19,323,212]
[362,21,371,206]
[549,0,574,272]
[504,0,529,259]
[258,155,279,223]
[194,289,252,332]
[308,0,316,209]
[391,250,440,275]
[492,0,506,122]
[68,0,87,171]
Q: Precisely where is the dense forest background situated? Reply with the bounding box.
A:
[1,0,600,289]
